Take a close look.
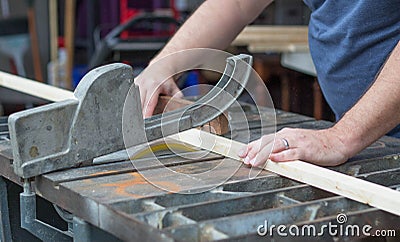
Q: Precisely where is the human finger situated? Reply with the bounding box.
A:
[168,81,184,99]
[250,142,274,167]
[271,137,292,153]
[269,148,305,162]
[240,135,274,165]
[143,88,160,118]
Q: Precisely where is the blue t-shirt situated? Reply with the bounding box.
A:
[303,0,400,137]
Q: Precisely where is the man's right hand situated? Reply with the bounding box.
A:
[135,74,183,118]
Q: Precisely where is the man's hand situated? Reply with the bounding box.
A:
[135,74,183,118]
[238,127,350,167]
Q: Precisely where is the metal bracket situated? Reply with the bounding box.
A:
[0,177,12,242]
[9,64,143,178]
[19,179,121,242]
[72,217,122,242]
[20,180,72,241]
[9,54,252,178]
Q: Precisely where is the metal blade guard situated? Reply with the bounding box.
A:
[9,54,252,178]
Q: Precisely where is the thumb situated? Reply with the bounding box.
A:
[143,89,160,118]
[167,81,183,98]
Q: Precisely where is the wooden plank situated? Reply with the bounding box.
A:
[27,3,44,82]
[154,95,193,114]
[232,26,309,53]
[0,71,74,102]
[170,129,400,216]
[234,26,308,42]
[64,0,76,89]
[248,43,309,53]
[49,0,58,63]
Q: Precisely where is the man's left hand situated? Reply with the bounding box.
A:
[238,127,350,167]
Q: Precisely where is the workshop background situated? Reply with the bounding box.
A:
[0,0,334,120]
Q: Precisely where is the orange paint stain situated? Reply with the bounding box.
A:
[101,172,182,198]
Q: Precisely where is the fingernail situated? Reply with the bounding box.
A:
[249,158,256,166]
[243,156,250,164]
[238,149,246,157]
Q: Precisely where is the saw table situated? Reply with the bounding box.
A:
[1,106,400,241]
[0,55,399,241]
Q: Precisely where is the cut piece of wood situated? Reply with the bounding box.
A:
[154,95,229,135]
[0,71,74,102]
[153,95,193,114]
[170,129,400,216]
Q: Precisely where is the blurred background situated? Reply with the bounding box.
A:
[0,0,334,120]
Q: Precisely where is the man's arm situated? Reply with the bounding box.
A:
[239,41,400,167]
[135,0,273,117]
[152,0,273,62]
[332,40,400,157]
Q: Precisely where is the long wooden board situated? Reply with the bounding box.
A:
[170,129,400,216]
[0,71,74,102]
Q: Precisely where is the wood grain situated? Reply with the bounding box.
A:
[170,129,400,216]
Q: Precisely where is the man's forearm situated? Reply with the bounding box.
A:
[332,41,400,157]
[152,0,272,63]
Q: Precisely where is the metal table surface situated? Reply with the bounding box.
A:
[0,105,399,241]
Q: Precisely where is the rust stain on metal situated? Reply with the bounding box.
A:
[90,170,119,177]
[101,172,182,198]
[29,146,39,158]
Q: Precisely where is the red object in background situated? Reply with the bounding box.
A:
[58,37,65,48]
[119,0,179,39]
[9,59,17,75]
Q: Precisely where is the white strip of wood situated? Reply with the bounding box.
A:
[170,129,400,216]
[0,71,74,102]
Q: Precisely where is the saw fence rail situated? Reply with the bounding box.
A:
[0,104,399,241]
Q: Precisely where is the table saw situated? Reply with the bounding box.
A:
[0,54,399,241]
